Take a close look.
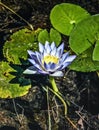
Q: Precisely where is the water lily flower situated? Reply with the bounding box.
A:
[23,41,76,77]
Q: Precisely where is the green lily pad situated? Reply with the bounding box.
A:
[69,47,99,72]
[50,3,90,35]
[38,29,49,43]
[93,40,99,61]
[0,61,31,98]
[38,28,61,46]
[69,14,99,61]
[3,28,42,64]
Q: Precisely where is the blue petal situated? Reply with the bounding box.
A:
[28,58,42,71]
[51,42,56,50]
[38,69,49,74]
[50,63,56,70]
[47,45,51,53]
[44,62,56,71]
[34,63,42,71]
[51,47,56,56]
[27,50,36,58]
[61,62,71,69]
[35,51,42,64]
[44,62,51,70]
[60,55,76,69]
[39,42,44,53]
[28,54,39,63]
[50,71,63,77]
[61,52,69,62]
[65,55,76,62]
[43,49,47,57]
[23,66,37,74]
[23,69,37,74]
[56,50,61,58]
[28,58,36,65]
[57,43,64,54]
[44,42,51,54]
[45,41,50,49]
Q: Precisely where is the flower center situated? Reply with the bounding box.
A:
[43,55,59,64]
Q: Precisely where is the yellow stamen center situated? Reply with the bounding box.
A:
[43,55,59,64]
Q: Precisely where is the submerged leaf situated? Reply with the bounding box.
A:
[0,61,31,98]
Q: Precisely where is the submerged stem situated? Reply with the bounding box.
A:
[49,76,67,115]
[47,86,51,130]
[48,87,67,115]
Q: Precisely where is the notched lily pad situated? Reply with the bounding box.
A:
[3,28,42,64]
[0,61,31,98]
[69,14,99,61]
[38,28,61,46]
[50,3,90,35]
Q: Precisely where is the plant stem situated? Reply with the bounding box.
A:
[49,76,59,93]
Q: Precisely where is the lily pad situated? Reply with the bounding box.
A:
[69,47,99,72]
[93,40,99,61]
[69,14,99,61]
[3,28,42,64]
[38,28,61,46]
[50,3,90,35]
[0,61,31,98]
[38,29,49,43]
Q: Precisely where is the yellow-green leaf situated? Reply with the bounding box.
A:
[3,28,42,64]
[0,62,31,98]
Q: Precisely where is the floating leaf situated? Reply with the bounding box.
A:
[3,28,42,64]
[0,61,31,98]
[38,29,50,43]
[38,28,61,46]
[69,14,99,61]
[50,3,90,35]
[69,47,99,72]
[50,28,61,45]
